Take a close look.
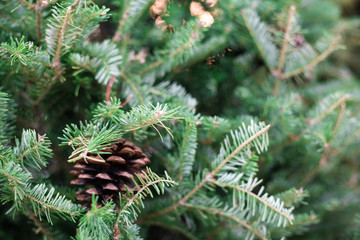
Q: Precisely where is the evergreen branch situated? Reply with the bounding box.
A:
[137,41,193,76]
[51,0,81,69]
[144,221,199,240]
[114,169,176,238]
[183,203,266,240]
[0,36,38,66]
[0,161,31,203]
[241,9,279,69]
[139,123,271,221]
[277,6,296,72]
[76,196,116,240]
[177,122,197,182]
[281,35,340,79]
[16,133,43,162]
[24,184,81,223]
[117,176,177,224]
[210,180,294,223]
[14,130,52,170]
[212,124,270,175]
[0,92,10,144]
[120,103,179,138]
[299,99,347,187]
[308,94,349,125]
[270,213,318,238]
[113,0,153,41]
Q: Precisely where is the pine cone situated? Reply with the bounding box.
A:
[70,138,150,208]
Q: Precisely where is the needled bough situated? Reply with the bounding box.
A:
[70,138,150,208]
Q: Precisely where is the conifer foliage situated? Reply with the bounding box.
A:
[0,0,360,239]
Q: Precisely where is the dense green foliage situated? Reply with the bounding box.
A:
[0,0,360,239]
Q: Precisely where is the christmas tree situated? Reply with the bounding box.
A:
[0,0,359,239]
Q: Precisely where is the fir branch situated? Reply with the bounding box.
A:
[281,35,340,79]
[139,123,271,221]
[14,130,52,170]
[113,0,153,41]
[137,40,193,76]
[24,184,80,223]
[277,6,296,72]
[76,196,116,240]
[272,5,296,95]
[241,9,279,69]
[120,103,179,138]
[51,0,81,69]
[0,161,31,204]
[210,180,294,224]
[183,203,266,240]
[212,123,270,174]
[117,175,177,224]
[114,169,176,238]
[177,122,197,182]
[308,94,349,125]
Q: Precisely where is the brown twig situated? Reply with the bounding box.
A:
[272,6,296,95]
[277,6,296,72]
[106,76,116,102]
[51,0,81,75]
[120,94,133,107]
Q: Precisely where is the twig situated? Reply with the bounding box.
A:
[51,0,81,74]
[120,94,133,107]
[281,35,340,79]
[106,76,116,102]
[277,6,296,72]
[25,206,55,240]
[272,5,296,95]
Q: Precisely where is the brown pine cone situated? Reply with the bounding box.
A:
[70,138,150,208]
